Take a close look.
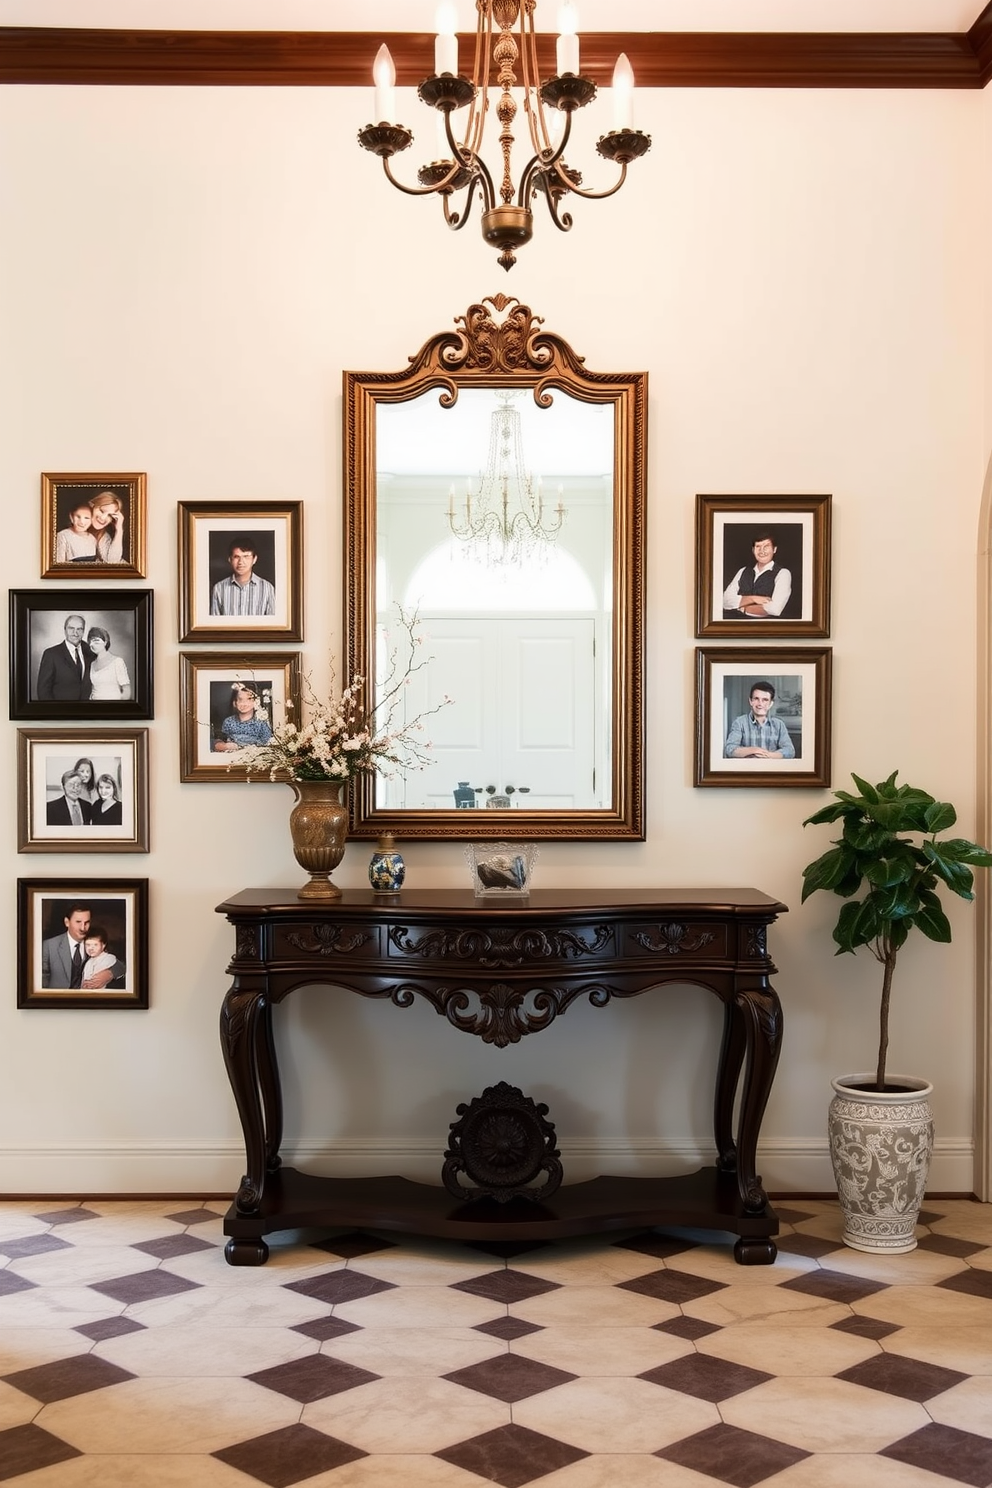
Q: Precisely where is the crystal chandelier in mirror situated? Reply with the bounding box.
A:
[357,1,652,271]
[447,390,566,563]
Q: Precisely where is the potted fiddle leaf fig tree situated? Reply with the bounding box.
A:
[801,771,992,1254]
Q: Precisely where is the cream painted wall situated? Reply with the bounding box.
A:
[0,80,984,1196]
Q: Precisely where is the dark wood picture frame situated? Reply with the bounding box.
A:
[695,494,831,638]
[17,728,149,853]
[41,472,146,580]
[9,589,154,721]
[694,646,832,788]
[18,877,149,1009]
[177,501,303,642]
[178,650,302,782]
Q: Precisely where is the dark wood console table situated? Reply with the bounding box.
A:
[217,887,786,1266]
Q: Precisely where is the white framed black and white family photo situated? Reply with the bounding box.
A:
[17,729,149,853]
[695,494,831,639]
[8,589,154,721]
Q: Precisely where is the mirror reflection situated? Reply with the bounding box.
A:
[375,388,614,811]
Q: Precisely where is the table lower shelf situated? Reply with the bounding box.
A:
[223,1165,779,1266]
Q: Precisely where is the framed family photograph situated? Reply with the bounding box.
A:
[179,651,301,782]
[694,646,832,788]
[177,501,303,642]
[17,729,149,853]
[695,494,831,638]
[9,589,154,721]
[18,877,149,1009]
[41,472,146,580]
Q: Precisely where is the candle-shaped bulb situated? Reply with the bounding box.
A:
[435,1,459,76]
[373,44,397,124]
[611,52,634,131]
[556,2,580,75]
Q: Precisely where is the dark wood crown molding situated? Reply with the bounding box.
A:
[2,20,992,90]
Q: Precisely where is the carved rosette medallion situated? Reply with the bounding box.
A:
[235,925,259,961]
[443,1081,563,1203]
[285,925,372,956]
[633,923,716,956]
[744,925,768,959]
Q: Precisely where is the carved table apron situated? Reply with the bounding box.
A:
[217,887,786,1265]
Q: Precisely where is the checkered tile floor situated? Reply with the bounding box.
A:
[2,1198,992,1486]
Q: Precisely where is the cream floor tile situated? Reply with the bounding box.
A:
[719,1376,929,1453]
[507,1237,688,1286]
[333,1283,502,1330]
[8,1246,162,1288]
[0,1213,53,1240]
[94,1322,320,1377]
[888,1324,992,1373]
[0,1453,252,1486]
[685,1288,850,1326]
[324,1324,507,1376]
[696,1319,880,1375]
[302,1452,488,1487]
[124,1284,328,1329]
[161,1246,345,1286]
[510,1323,692,1375]
[79,1201,206,1219]
[771,1452,971,1486]
[507,1283,678,1329]
[0,1377,40,1429]
[0,1286,123,1329]
[658,1248,819,1283]
[0,1327,94,1372]
[513,1376,719,1454]
[808,1246,967,1286]
[928,1375,992,1438]
[46,1216,188,1247]
[39,1376,301,1454]
[327,1248,502,1288]
[538,1458,718,1487]
[854,1284,992,1329]
[302,1375,508,1453]
[925,1205,992,1243]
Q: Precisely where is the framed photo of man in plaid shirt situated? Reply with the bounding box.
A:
[694,647,832,788]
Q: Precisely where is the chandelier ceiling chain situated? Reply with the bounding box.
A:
[357,1,652,271]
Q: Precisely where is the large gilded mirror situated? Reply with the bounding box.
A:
[344,294,645,840]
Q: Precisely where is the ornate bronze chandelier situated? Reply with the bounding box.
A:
[357,1,651,272]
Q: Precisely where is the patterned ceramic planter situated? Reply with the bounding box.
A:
[828,1074,934,1254]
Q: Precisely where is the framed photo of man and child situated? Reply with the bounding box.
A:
[17,729,149,853]
[695,494,831,639]
[18,878,149,1009]
[177,501,303,643]
[9,590,154,721]
[178,651,301,783]
[41,473,146,581]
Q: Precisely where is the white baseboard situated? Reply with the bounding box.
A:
[0,1136,978,1198]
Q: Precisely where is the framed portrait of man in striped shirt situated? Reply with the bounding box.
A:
[694,647,832,788]
[178,501,303,642]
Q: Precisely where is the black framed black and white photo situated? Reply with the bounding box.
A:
[695,494,831,638]
[9,589,154,721]
[694,647,832,787]
[17,729,149,853]
[40,472,147,581]
[177,501,303,642]
[178,651,301,782]
[18,877,149,1009]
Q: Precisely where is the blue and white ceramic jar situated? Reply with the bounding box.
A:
[369,833,405,893]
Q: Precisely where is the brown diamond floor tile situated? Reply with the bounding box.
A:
[781,1268,889,1304]
[309,1231,398,1259]
[75,1316,146,1342]
[436,1422,588,1487]
[90,1269,202,1304]
[165,1207,220,1226]
[776,1233,841,1259]
[285,1269,396,1305]
[2,1353,136,1404]
[657,1421,810,1488]
[292,1315,362,1342]
[640,1354,772,1402]
[0,1271,36,1296]
[654,1315,724,1341]
[830,1315,902,1340]
[0,1234,72,1259]
[248,1355,380,1403]
[774,1206,819,1225]
[452,1268,561,1305]
[837,1353,967,1401]
[938,1269,992,1300]
[881,1422,992,1485]
[132,1234,216,1259]
[475,1317,544,1340]
[917,1209,945,1226]
[213,1422,366,1487]
[612,1232,700,1260]
[619,1267,728,1305]
[917,1233,987,1259]
[34,1207,100,1226]
[0,1423,82,1481]
[444,1354,576,1403]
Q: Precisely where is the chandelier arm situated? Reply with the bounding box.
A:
[535,183,575,233]
[552,161,630,202]
[442,175,485,231]
[437,111,496,214]
[380,157,462,199]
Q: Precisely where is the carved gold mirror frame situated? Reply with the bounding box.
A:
[344,294,646,840]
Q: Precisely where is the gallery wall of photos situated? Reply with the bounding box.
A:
[11,474,304,1010]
